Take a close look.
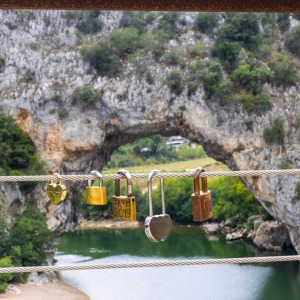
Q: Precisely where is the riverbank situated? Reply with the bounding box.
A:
[1,280,90,300]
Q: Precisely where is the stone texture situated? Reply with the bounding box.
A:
[202,223,220,234]
[0,11,300,252]
[253,221,292,251]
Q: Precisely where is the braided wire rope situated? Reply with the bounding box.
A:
[0,168,299,273]
[0,168,299,182]
[0,255,299,274]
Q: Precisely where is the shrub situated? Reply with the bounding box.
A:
[203,59,223,98]
[195,12,220,34]
[0,257,13,293]
[163,47,183,65]
[109,27,140,57]
[4,22,17,30]
[217,13,261,51]
[166,70,183,95]
[24,69,36,83]
[213,41,241,73]
[119,11,148,33]
[189,43,205,58]
[285,24,300,59]
[212,177,268,222]
[81,42,120,76]
[71,86,102,110]
[76,11,103,34]
[234,91,271,113]
[277,13,290,32]
[7,206,54,267]
[294,182,300,200]
[0,57,4,73]
[157,12,180,40]
[271,57,298,87]
[231,63,270,94]
[263,118,285,145]
[293,13,300,21]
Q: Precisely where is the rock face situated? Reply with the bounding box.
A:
[0,11,300,251]
[253,221,291,251]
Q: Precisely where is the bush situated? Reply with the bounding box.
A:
[234,91,271,113]
[189,43,205,58]
[213,41,241,73]
[81,42,120,76]
[203,59,223,98]
[0,257,14,293]
[263,118,285,145]
[0,114,43,174]
[157,12,180,40]
[195,12,220,34]
[231,63,270,94]
[163,47,183,65]
[119,12,149,33]
[217,13,261,51]
[166,70,183,95]
[76,11,103,34]
[212,177,268,222]
[0,57,4,73]
[277,13,290,32]
[6,206,54,267]
[285,24,300,59]
[271,57,298,87]
[109,27,141,57]
[71,86,102,110]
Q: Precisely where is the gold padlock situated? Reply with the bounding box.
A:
[191,167,213,222]
[46,173,67,205]
[112,169,136,221]
[85,170,107,205]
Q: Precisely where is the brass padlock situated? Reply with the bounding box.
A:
[191,167,213,222]
[112,169,136,221]
[85,170,107,205]
[144,170,172,242]
[46,173,67,205]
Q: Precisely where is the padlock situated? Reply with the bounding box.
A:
[191,167,213,222]
[46,173,67,205]
[144,170,172,242]
[112,169,136,221]
[85,170,107,205]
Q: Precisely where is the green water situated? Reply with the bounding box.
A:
[56,226,300,300]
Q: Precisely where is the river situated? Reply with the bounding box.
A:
[55,226,300,300]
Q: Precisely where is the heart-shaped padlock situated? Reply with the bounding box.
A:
[46,173,67,205]
[144,170,172,242]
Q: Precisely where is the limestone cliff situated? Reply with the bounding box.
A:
[0,10,300,251]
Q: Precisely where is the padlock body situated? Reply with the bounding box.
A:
[112,196,136,221]
[192,190,213,222]
[46,182,67,205]
[86,187,107,205]
[144,214,172,242]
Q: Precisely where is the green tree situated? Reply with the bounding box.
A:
[8,206,54,267]
[263,118,285,145]
[213,41,241,73]
[271,57,298,87]
[217,13,261,51]
[285,24,300,59]
[195,12,220,34]
[166,70,183,95]
[81,42,120,76]
[109,27,141,57]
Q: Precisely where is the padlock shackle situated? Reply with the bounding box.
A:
[89,170,103,187]
[53,172,62,184]
[148,170,165,217]
[118,169,133,197]
[193,167,208,195]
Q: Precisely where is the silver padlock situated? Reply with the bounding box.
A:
[144,170,172,242]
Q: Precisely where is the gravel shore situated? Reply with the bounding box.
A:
[1,281,90,300]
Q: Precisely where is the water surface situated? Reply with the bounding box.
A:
[56,226,300,300]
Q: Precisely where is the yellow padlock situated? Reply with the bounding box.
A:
[85,170,107,205]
